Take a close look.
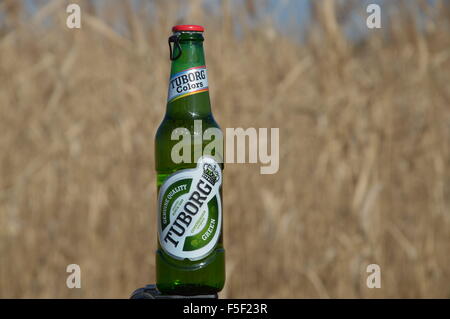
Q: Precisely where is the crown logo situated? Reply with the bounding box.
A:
[202,163,219,186]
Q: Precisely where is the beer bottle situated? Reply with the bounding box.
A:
[155,25,225,295]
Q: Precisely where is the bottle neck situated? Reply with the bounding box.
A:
[166,32,211,119]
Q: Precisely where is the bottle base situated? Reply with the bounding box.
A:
[156,247,225,296]
[156,284,220,296]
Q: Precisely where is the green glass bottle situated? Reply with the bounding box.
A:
[155,25,225,295]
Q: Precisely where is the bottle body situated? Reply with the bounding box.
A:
[155,27,225,295]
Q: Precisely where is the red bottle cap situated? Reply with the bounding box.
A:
[172,25,205,32]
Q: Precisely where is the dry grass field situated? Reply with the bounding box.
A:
[0,0,449,298]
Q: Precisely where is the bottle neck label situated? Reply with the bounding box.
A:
[158,156,222,261]
[168,65,209,103]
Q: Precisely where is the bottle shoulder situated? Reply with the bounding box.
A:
[155,113,224,173]
[156,113,221,135]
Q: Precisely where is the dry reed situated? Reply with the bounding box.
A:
[0,0,449,298]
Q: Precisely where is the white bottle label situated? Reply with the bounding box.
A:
[158,156,222,261]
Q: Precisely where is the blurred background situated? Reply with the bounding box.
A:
[0,0,449,298]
